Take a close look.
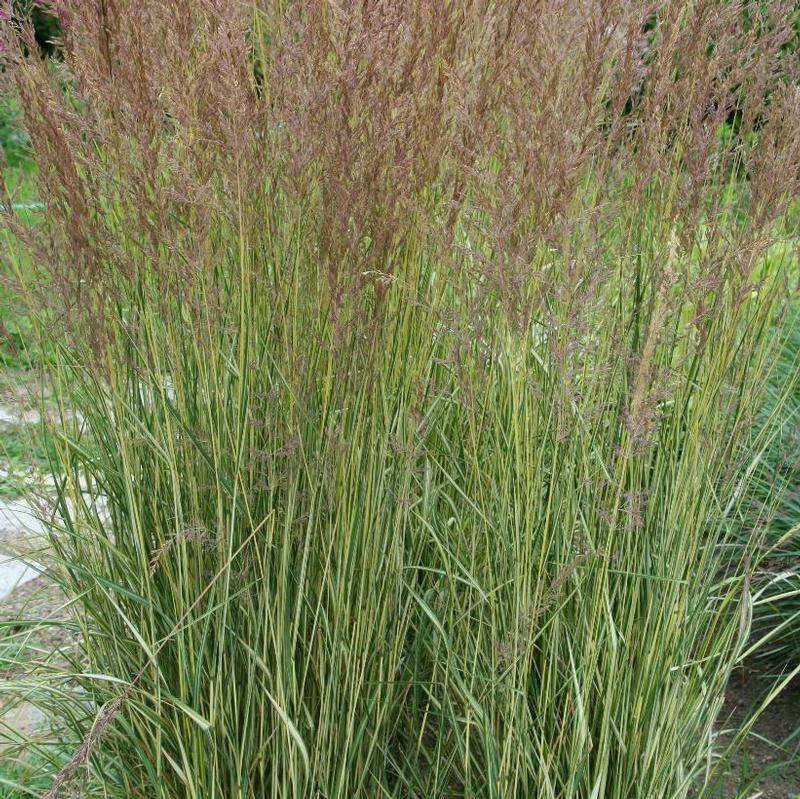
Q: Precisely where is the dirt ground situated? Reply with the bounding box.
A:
[707,669,800,798]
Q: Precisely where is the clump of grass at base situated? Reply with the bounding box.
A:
[1,2,800,798]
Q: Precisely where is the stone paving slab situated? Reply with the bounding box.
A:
[0,499,49,539]
[0,499,49,600]
[0,555,41,602]
[0,407,41,425]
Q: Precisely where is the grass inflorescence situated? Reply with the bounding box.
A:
[0,2,799,797]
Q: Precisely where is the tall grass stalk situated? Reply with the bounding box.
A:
[1,1,799,797]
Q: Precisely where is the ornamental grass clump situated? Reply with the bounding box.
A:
[1,1,799,797]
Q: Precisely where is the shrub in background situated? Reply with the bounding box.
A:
[0,0,62,168]
[0,96,29,169]
[1,1,799,798]
[744,307,800,667]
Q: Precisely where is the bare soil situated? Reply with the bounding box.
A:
[708,669,800,798]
